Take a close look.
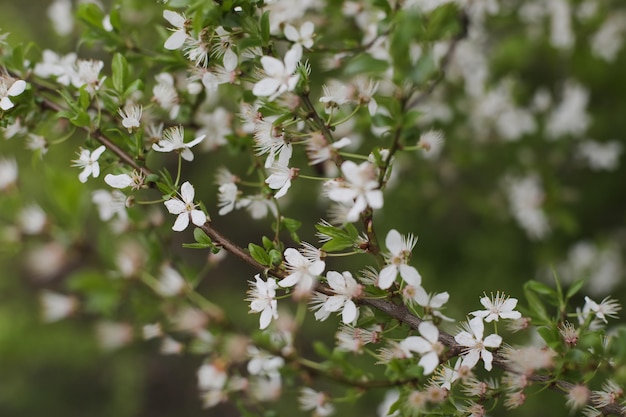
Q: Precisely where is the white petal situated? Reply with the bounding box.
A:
[165,30,187,50]
[172,213,190,231]
[501,311,522,320]
[283,248,303,266]
[78,168,90,183]
[483,334,502,348]
[0,97,14,110]
[186,134,206,148]
[164,198,185,214]
[284,47,302,72]
[259,307,273,329]
[399,264,421,287]
[454,331,475,347]
[163,10,185,28]
[342,300,357,324]
[260,56,285,77]
[91,163,100,178]
[283,24,299,42]
[418,321,439,344]
[253,78,281,97]
[365,189,383,209]
[468,317,484,340]
[309,260,326,276]
[462,350,480,369]
[324,295,344,312]
[326,271,344,291]
[8,80,26,96]
[105,174,133,189]
[385,229,403,255]
[223,48,238,72]
[481,349,494,371]
[377,265,397,289]
[92,145,106,159]
[430,292,449,308]
[180,148,195,161]
[180,181,195,203]
[301,21,315,37]
[190,209,206,226]
[502,297,519,311]
[402,336,431,354]
[278,272,299,288]
[418,352,439,375]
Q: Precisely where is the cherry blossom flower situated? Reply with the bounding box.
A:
[152,126,205,161]
[265,161,297,199]
[0,76,26,111]
[197,362,228,407]
[410,286,454,322]
[152,73,180,118]
[306,134,351,165]
[299,387,335,417]
[583,296,621,323]
[378,229,421,289]
[417,130,445,160]
[155,264,187,297]
[400,321,444,375]
[247,274,279,330]
[72,145,106,183]
[163,10,188,50]
[18,204,48,235]
[40,290,77,322]
[73,59,105,93]
[0,156,18,191]
[278,246,325,296]
[326,160,383,223]
[252,47,302,101]
[454,317,502,371]
[470,292,521,322]
[253,116,293,168]
[92,189,128,222]
[118,104,143,132]
[164,181,206,231]
[217,182,239,215]
[212,26,238,71]
[314,271,362,324]
[284,21,315,56]
[247,346,284,377]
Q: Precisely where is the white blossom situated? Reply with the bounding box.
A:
[253,116,293,168]
[152,126,205,161]
[315,271,362,324]
[583,296,621,324]
[454,317,502,371]
[155,264,187,297]
[40,290,77,322]
[163,181,206,231]
[576,140,623,171]
[152,73,180,118]
[0,76,26,111]
[265,161,296,199]
[253,48,302,101]
[18,204,47,235]
[72,145,106,183]
[299,387,335,417]
[247,274,279,330]
[92,189,128,223]
[0,156,18,191]
[326,160,383,223]
[400,321,443,375]
[104,171,145,190]
[278,247,325,296]
[470,292,522,322]
[378,229,421,289]
[118,104,143,132]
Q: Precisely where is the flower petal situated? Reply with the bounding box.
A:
[164,198,185,214]
[399,264,421,287]
[385,229,403,255]
[190,209,206,227]
[172,213,190,231]
[180,181,195,203]
[165,30,187,50]
[377,265,397,289]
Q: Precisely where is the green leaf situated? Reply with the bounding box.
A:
[537,325,561,350]
[248,243,270,266]
[523,281,550,323]
[112,53,129,94]
[282,217,302,243]
[193,227,213,245]
[260,11,270,44]
[566,278,586,301]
